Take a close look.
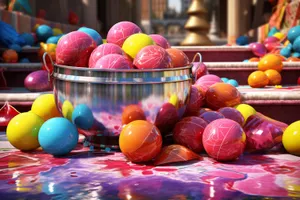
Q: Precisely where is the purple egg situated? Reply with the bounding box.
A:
[149,34,171,49]
[264,36,280,44]
[88,43,124,68]
[250,42,267,57]
[93,54,130,69]
[24,70,52,92]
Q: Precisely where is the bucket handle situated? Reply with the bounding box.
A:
[191,52,203,82]
[42,52,54,82]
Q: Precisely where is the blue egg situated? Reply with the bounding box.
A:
[293,36,300,53]
[227,79,239,87]
[20,33,34,46]
[36,25,53,42]
[221,77,229,83]
[287,25,300,44]
[280,47,291,58]
[236,36,249,45]
[268,27,279,37]
[8,44,22,52]
[78,27,102,45]
[72,104,94,130]
[292,52,300,58]
[38,117,78,156]
[19,58,30,63]
[46,36,60,44]
[286,43,293,50]
[243,59,249,62]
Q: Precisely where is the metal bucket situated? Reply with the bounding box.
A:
[43,53,201,149]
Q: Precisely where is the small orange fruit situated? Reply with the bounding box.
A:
[248,71,269,88]
[264,69,282,85]
[258,54,283,72]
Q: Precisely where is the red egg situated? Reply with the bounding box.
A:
[264,42,280,52]
[192,62,208,81]
[149,34,171,49]
[184,85,205,116]
[218,107,244,126]
[119,120,162,163]
[56,31,96,67]
[107,21,142,47]
[122,105,146,125]
[92,54,130,69]
[249,42,267,57]
[195,74,222,88]
[203,118,246,161]
[88,43,124,68]
[154,144,202,166]
[173,116,208,153]
[24,70,53,92]
[199,111,225,124]
[166,48,190,68]
[154,102,179,135]
[133,45,172,69]
[205,83,241,110]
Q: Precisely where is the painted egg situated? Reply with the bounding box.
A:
[280,47,291,58]
[184,85,205,116]
[119,120,162,163]
[264,69,282,85]
[292,36,300,53]
[173,116,208,153]
[264,36,280,44]
[199,111,225,124]
[264,42,280,52]
[93,54,130,69]
[287,26,300,43]
[78,27,103,45]
[2,49,18,63]
[149,34,171,49]
[282,120,300,156]
[258,54,283,72]
[122,105,146,125]
[88,43,124,68]
[107,21,142,47]
[205,83,242,110]
[218,107,244,126]
[250,42,267,57]
[195,74,222,88]
[248,57,260,62]
[248,71,269,88]
[56,31,96,67]
[24,70,53,92]
[203,118,246,161]
[154,102,179,135]
[133,45,172,69]
[166,48,190,68]
[192,62,208,80]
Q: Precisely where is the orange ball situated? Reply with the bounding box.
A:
[2,49,18,63]
[248,57,260,62]
[248,71,269,88]
[166,48,189,68]
[286,57,300,62]
[119,120,162,163]
[258,54,283,72]
[205,83,242,110]
[264,69,282,85]
[122,105,146,125]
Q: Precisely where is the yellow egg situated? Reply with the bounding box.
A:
[282,121,300,156]
[31,94,61,121]
[273,32,285,40]
[169,94,179,108]
[62,100,74,121]
[234,104,256,124]
[122,33,155,59]
[6,112,44,151]
[52,28,63,36]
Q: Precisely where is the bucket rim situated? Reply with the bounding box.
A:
[54,63,193,73]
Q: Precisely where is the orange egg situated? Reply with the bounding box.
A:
[286,57,300,62]
[258,54,283,72]
[119,120,162,163]
[274,54,286,61]
[264,69,282,85]
[166,48,189,68]
[205,83,242,110]
[248,71,269,88]
[2,49,18,63]
[121,105,146,125]
[248,57,260,62]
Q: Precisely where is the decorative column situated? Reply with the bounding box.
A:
[181,0,212,46]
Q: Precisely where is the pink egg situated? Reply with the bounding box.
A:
[133,45,172,69]
[56,31,96,67]
[107,21,142,47]
[203,118,246,161]
[264,42,280,52]
[92,54,130,69]
[24,70,52,92]
[264,36,280,44]
[249,42,267,57]
[192,62,208,80]
[88,43,124,68]
[194,74,222,88]
[149,34,171,49]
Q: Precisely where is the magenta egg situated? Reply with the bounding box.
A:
[192,62,208,81]
[155,102,179,135]
[107,21,142,47]
[264,36,280,44]
[203,118,246,161]
[149,34,171,49]
[264,42,280,52]
[133,45,172,69]
[250,42,267,57]
[195,74,222,88]
[56,31,96,67]
[93,54,130,69]
[184,85,205,116]
[24,70,52,92]
[199,111,225,124]
[218,107,244,126]
[173,116,208,153]
[88,43,124,68]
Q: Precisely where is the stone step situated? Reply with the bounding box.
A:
[0,86,299,124]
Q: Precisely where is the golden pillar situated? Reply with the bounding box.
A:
[181,0,212,46]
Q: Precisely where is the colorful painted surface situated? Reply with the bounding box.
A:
[0,132,299,199]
